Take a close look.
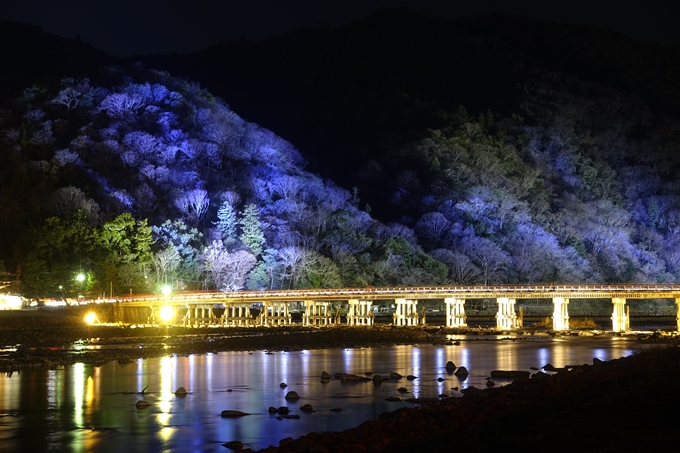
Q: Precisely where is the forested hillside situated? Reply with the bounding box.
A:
[2,10,680,301]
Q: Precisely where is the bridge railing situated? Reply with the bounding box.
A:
[112,283,680,304]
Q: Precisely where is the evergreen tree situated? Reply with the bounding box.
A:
[238,204,266,257]
[215,200,237,244]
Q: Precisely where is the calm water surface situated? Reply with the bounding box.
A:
[0,335,655,452]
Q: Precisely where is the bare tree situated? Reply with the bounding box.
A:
[152,246,181,286]
[415,212,450,246]
[175,189,210,224]
[48,186,100,224]
[201,241,256,291]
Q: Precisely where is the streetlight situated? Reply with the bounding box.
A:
[76,273,86,302]
[161,285,172,297]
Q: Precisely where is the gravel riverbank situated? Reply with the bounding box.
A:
[255,345,680,452]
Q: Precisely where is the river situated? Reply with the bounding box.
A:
[0,334,657,452]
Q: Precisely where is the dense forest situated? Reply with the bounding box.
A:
[1,10,680,300]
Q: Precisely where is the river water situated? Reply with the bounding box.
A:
[0,335,658,452]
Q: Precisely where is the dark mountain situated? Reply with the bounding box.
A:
[1,10,680,300]
[138,9,680,219]
[0,21,118,99]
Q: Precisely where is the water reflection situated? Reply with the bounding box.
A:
[0,336,650,452]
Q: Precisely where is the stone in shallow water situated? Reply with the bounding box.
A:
[223,440,243,450]
[220,410,250,418]
[175,386,187,396]
[285,391,301,400]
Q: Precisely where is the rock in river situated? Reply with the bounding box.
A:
[220,410,251,418]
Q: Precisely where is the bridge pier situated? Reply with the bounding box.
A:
[303,300,333,326]
[552,297,570,330]
[611,297,629,332]
[184,304,216,326]
[347,299,374,326]
[444,298,467,327]
[222,303,253,326]
[393,298,419,326]
[676,298,680,331]
[261,302,291,326]
[496,297,517,330]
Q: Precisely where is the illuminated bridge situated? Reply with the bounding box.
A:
[112,283,680,332]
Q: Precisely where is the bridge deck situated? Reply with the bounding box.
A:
[114,284,680,307]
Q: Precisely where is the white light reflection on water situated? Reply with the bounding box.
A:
[0,336,655,452]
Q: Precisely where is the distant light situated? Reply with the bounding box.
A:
[161,285,172,296]
[76,274,86,283]
[84,312,98,325]
[160,306,174,322]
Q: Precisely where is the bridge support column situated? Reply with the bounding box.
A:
[552,297,570,331]
[183,304,216,326]
[261,302,291,326]
[393,299,418,326]
[496,298,517,330]
[303,300,333,326]
[611,297,628,332]
[676,298,680,332]
[445,298,467,327]
[184,304,194,326]
[347,299,374,326]
[222,303,253,326]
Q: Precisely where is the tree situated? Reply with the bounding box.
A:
[152,219,204,288]
[215,200,237,244]
[52,78,93,114]
[246,248,283,290]
[151,245,181,286]
[94,213,153,295]
[17,213,96,299]
[174,189,210,224]
[415,212,450,249]
[462,233,509,284]
[430,249,479,284]
[239,204,266,257]
[48,186,100,225]
[200,241,256,291]
[97,213,153,265]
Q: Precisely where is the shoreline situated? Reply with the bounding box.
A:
[255,345,680,452]
[1,319,676,371]
[2,317,679,451]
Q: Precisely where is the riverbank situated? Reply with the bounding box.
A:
[254,345,680,452]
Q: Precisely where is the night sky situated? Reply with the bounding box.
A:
[1,0,678,57]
